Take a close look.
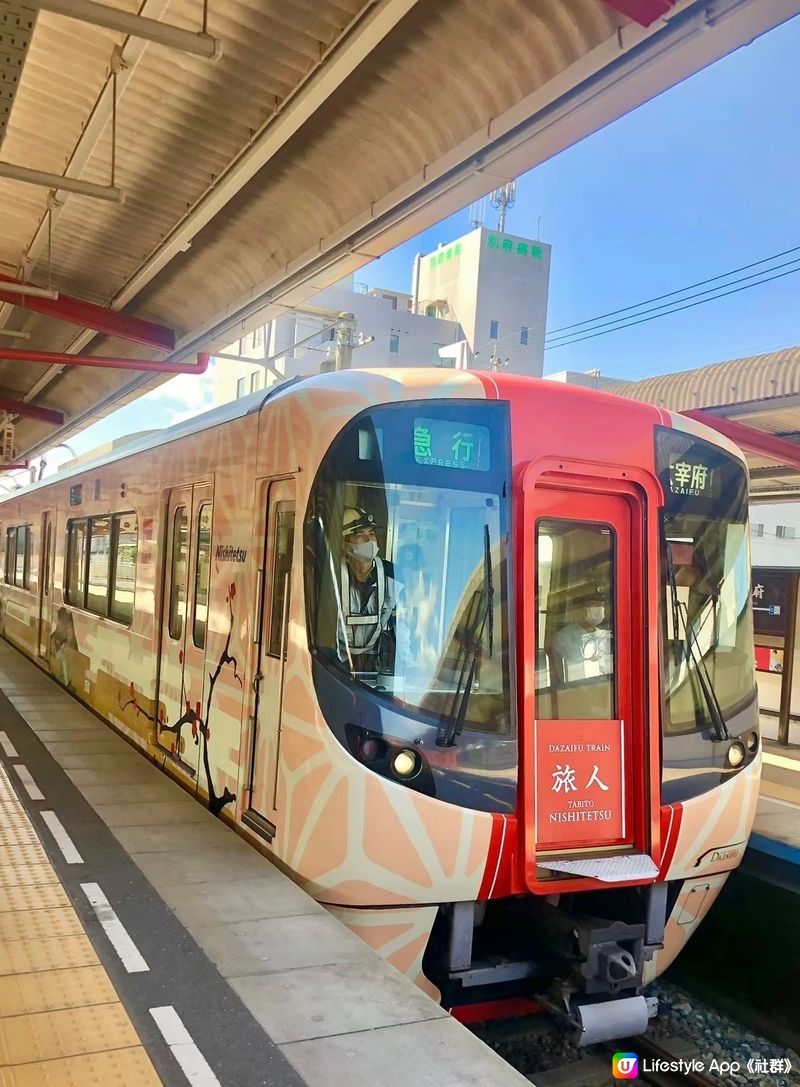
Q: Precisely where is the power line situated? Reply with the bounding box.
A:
[545,243,800,337]
[469,241,800,362]
[545,263,800,352]
[545,256,800,346]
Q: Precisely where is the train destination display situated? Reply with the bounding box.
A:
[413,417,490,471]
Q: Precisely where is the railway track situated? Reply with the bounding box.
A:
[471,982,799,1087]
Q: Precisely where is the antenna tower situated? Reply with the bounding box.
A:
[468,196,486,229]
[490,180,516,233]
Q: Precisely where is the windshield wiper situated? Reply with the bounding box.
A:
[437,524,493,747]
[665,543,729,742]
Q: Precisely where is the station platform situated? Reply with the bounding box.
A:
[747,736,800,891]
[0,640,528,1087]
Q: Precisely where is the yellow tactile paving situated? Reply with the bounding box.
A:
[0,1003,139,1064]
[0,843,49,867]
[0,865,59,890]
[0,1045,162,1086]
[0,884,70,913]
[0,907,85,944]
[0,934,99,976]
[0,967,117,1017]
[0,825,39,846]
[0,724,163,1086]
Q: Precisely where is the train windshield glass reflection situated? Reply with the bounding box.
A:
[656,429,756,734]
[307,402,511,736]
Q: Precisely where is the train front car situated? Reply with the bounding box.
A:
[303,371,759,1044]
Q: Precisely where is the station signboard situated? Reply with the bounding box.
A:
[534,719,627,852]
[751,571,789,637]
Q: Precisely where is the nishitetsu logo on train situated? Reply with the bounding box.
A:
[215,544,248,563]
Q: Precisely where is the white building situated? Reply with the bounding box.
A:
[415,226,551,374]
[750,502,800,568]
[213,224,552,406]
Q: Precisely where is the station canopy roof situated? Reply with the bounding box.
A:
[612,346,800,500]
[0,0,796,463]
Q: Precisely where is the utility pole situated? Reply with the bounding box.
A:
[490,345,508,372]
[334,312,356,371]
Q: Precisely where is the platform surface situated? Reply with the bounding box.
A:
[0,639,528,1087]
[742,731,800,893]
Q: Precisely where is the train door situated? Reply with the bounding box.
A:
[245,478,295,841]
[37,511,54,659]
[529,485,644,876]
[157,484,213,777]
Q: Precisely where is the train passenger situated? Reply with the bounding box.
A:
[339,507,409,686]
[552,590,613,684]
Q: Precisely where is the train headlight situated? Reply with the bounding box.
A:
[727,741,746,768]
[746,731,759,753]
[392,749,420,778]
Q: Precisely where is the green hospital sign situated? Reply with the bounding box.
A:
[487,235,542,259]
[429,242,462,270]
[428,236,543,272]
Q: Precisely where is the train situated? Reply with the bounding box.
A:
[0,368,760,1043]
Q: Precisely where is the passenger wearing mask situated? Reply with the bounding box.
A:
[338,507,407,685]
[552,591,613,684]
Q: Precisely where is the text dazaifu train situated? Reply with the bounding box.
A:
[0,369,760,1043]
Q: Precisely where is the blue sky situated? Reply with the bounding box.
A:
[364,11,800,382]
[32,10,800,476]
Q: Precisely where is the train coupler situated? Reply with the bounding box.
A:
[568,993,658,1046]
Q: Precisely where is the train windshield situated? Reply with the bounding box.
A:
[656,428,756,735]
[306,401,512,738]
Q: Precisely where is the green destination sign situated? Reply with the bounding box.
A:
[413,418,490,472]
[668,457,718,499]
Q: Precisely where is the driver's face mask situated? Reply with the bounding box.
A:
[346,539,379,563]
[586,605,605,626]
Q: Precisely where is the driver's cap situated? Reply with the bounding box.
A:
[342,506,380,537]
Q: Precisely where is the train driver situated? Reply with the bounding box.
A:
[552,589,613,684]
[339,507,408,684]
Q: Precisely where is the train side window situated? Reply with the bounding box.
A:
[192,503,212,648]
[4,528,13,584]
[267,503,295,659]
[86,517,112,616]
[169,506,189,640]
[110,513,138,624]
[66,520,88,606]
[536,519,616,720]
[43,522,53,596]
[5,526,32,589]
[23,526,32,590]
[14,527,25,588]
